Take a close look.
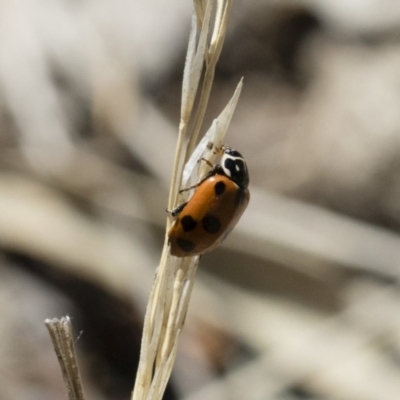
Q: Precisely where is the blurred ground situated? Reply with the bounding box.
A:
[2,1,400,399]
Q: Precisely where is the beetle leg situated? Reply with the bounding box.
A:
[197,157,213,168]
[179,165,223,194]
[213,145,224,155]
[166,202,188,217]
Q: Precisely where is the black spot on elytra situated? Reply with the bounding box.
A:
[177,238,196,253]
[202,214,221,234]
[234,188,246,206]
[214,181,226,196]
[180,215,197,232]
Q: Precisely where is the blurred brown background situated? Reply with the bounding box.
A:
[2,1,400,399]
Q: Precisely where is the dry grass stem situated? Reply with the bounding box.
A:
[132,1,240,400]
[44,316,85,400]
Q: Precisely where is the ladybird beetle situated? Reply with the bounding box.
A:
[168,146,250,257]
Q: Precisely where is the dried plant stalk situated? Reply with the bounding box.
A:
[131,1,241,400]
[45,316,85,400]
